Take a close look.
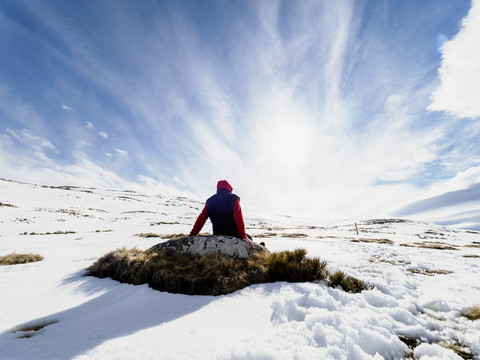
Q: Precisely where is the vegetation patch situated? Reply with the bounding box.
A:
[350,238,393,245]
[149,221,180,226]
[136,233,164,238]
[87,247,269,296]
[328,271,367,293]
[461,305,480,321]
[254,232,278,238]
[87,247,367,296]
[281,233,308,238]
[0,201,16,207]
[398,335,421,350]
[0,253,44,266]
[462,254,480,258]
[440,341,475,360]
[464,244,480,248]
[12,320,58,338]
[267,249,328,283]
[400,242,458,250]
[20,231,76,235]
[366,219,407,225]
[407,268,453,276]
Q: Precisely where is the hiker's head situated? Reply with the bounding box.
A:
[217,180,233,192]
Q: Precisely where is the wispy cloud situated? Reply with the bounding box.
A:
[0,1,477,228]
[113,148,127,157]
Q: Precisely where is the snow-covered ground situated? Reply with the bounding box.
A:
[1,178,479,359]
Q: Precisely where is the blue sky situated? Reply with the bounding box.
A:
[1,0,480,229]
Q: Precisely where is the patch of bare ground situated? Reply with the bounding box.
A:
[407,268,453,276]
[0,253,44,266]
[441,341,475,360]
[464,243,480,248]
[254,232,278,238]
[369,254,411,266]
[461,305,480,321]
[350,238,394,245]
[0,201,16,207]
[149,221,180,226]
[19,231,76,236]
[463,254,480,258]
[281,233,308,238]
[400,241,458,250]
[12,320,59,339]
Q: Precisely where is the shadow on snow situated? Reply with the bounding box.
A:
[0,271,215,360]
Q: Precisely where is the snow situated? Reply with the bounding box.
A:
[1,179,480,359]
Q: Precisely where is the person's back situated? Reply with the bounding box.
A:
[206,185,239,237]
[189,180,254,247]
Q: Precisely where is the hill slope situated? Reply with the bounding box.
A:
[1,179,479,359]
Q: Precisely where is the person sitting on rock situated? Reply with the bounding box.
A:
[189,180,255,248]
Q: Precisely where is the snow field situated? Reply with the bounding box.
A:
[1,179,480,359]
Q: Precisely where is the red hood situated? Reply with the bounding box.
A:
[217,180,233,192]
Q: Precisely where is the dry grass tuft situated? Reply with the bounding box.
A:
[136,233,163,238]
[461,305,480,321]
[12,320,58,339]
[281,233,308,238]
[254,232,278,238]
[86,247,269,296]
[0,201,16,207]
[328,271,367,293]
[266,249,328,283]
[351,238,394,245]
[0,253,44,266]
[407,268,453,276]
[87,247,367,296]
[441,341,475,359]
[400,242,458,250]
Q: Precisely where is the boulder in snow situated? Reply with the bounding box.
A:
[148,235,268,258]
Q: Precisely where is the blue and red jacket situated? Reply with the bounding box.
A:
[189,180,246,239]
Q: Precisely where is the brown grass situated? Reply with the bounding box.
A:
[266,249,328,283]
[12,320,58,338]
[86,247,366,296]
[86,247,269,296]
[350,238,394,245]
[461,305,480,321]
[254,232,278,238]
[407,268,453,276]
[0,253,44,266]
[0,201,16,207]
[400,242,458,250]
[441,341,475,359]
[328,271,367,293]
[281,233,308,238]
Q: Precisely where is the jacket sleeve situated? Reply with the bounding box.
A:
[189,204,209,236]
[233,199,246,239]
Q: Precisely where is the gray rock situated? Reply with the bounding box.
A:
[148,235,269,259]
